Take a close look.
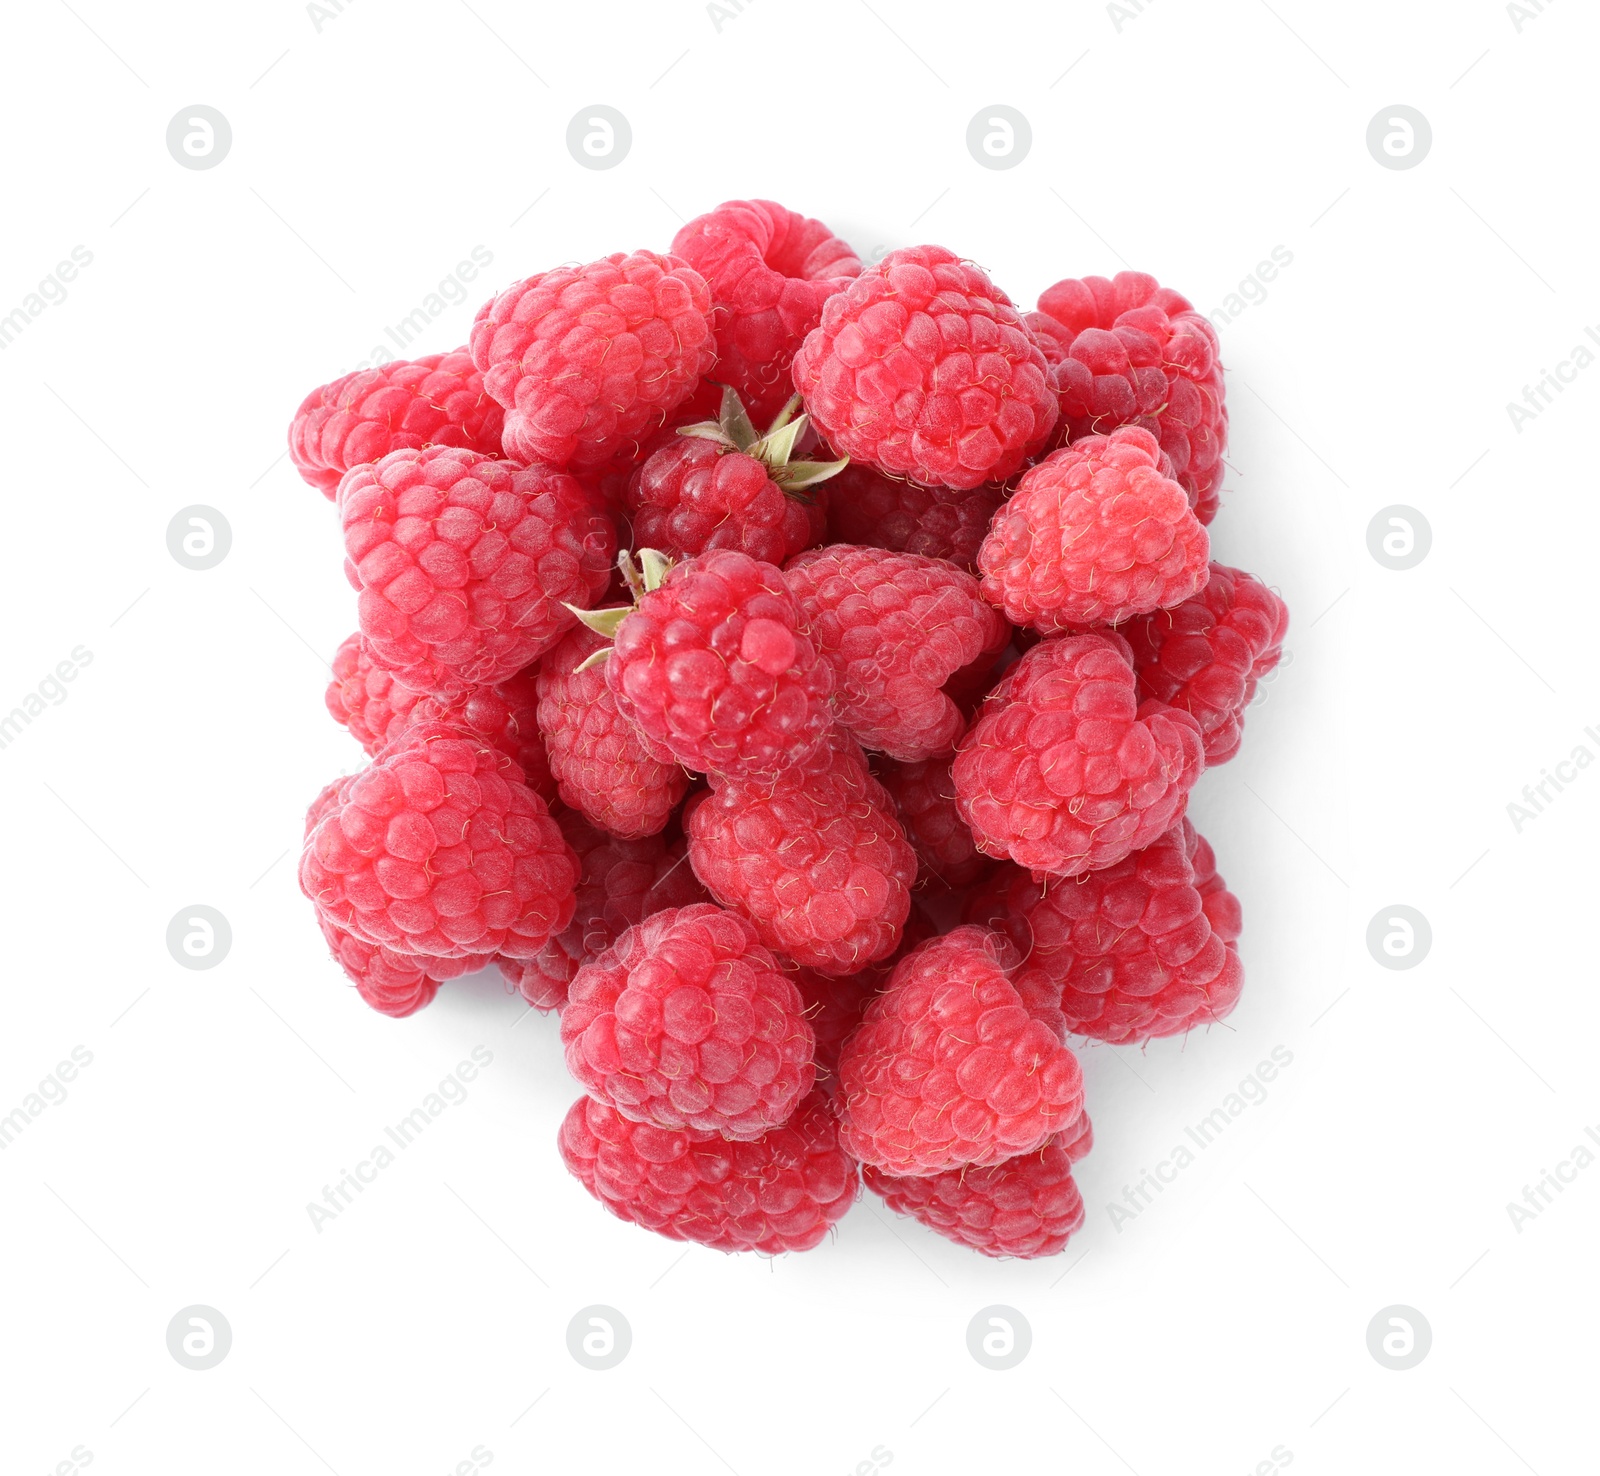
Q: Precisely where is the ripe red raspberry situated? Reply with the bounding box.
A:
[978,427,1210,632]
[671,200,862,424]
[836,927,1084,1176]
[469,251,716,471]
[325,633,428,753]
[1032,271,1227,523]
[824,464,1003,572]
[317,913,491,1018]
[327,635,556,801]
[864,1136,1086,1259]
[792,246,1058,490]
[535,626,689,838]
[784,545,1006,761]
[1123,563,1289,765]
[875,754,989,887]
[626,387,841,566]
[288,349,504,499]
[560,903,816,1138]
[300,722,578,959]
[584,548,834,780]
[558,1089,857,1253]
[340,446,614,703]
[953,633,1204,877]
[496,811,706,1012]
[974,820,1243,1043]
[686,733,916,975]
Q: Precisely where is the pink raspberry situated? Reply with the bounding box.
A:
[836,927,1084,1176]
[792,246,1058,490]
[973,820,1243,1043]
[671,199,862,424]
[585,548,834,780]
[824,463,1003,572]
[978,427,1210,632]
[784,544,1006,761]
[1123,562,1289,765]
[626,387,841,566]
[317,913,491,1018]
[496,810,706,1013]
[1031,271,1228,523]
[288,349,504,499]
[339,446,614,703]
[953,633,1204,877]
[469,251,716,471]
[560,903,816,1138]
[326,635,556,802]
[558,1089,858,1253]
[686,732,916,975]
[535,626,689,838]
[299,721,578,959]
[864,1134,1087,1259]
[875,754,989,887]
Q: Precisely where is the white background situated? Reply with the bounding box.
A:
[1,1,1594,1472]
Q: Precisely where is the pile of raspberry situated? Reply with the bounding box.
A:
[290,200,1288,1261]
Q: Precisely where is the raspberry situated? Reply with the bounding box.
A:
[325,633,428,753]
[792,246,1058,490]
[953,633,1204,877]
[496,810,705,1012]
[974,820,1243,1043]
[784,544,1006,761]
[686,733,916,975]
[978,427,1210,632]
[469,251,716,471]
[535,626,689,838]
[288,350,504,499]
[671,200,862,424]
[824,464,1002,571]
[340,446,614,703]
[875,754,989,887]
[299,721,578,959]
[625,387,841,566]
[1123,563,1289,765]
[327,635,556,802]
[835,927,1084,1176]
[560,903,816,1138]
[317,913,491,1018]
[864,1136,1086,1258]
[584,548,834,780]
[558,1089,857,1253]
[1032,271,1227,523]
